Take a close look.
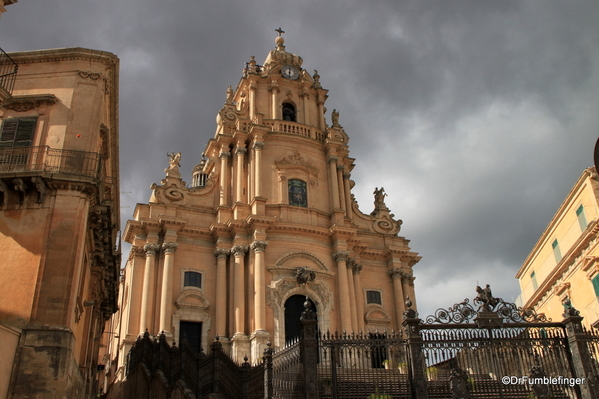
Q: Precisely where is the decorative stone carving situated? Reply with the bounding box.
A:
[144,243,160,256]
[294,267,315,286]
[162,242,178,254]
[165,152,182,179]
[214,248,230,260]
[389,268,403,280]
[31,176,47,203]
[231,245,249,257]
[251,240,268,253]
[78,70,101,80]
[130,246,146,258]
[331,109,340,127]
[4,94,58,112]
[332,250,350,263]
[313,70,321,89]
[373,187,388,210]
[13,178,27,204]
[252,142,265,150]
[327,156,338,164]
[219,151,231,159]
[235,147,247,155]
[352,263,363,275]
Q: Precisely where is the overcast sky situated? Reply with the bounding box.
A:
[1,0,598,320]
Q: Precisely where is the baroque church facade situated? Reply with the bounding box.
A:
[108,32,421,378]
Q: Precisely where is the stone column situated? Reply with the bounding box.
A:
[214,248,229,337]
[253,142,264,198]
[250,240,269,363]
[333,250,351,332]
[235,146,247,203]
[390,268,405,331]
[159,242,178,334]
[251,240,268,331]
[352,263,365,331]
[328,156,341,210]
[232,245,249,334]
[139,243,160,334]
[343,172,353,218]
[270,81,280,119]
[346,259,358,333]
[337,165,346,212]
[219,150,230,206]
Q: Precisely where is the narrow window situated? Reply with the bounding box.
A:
[592,275,599,297]
[0,117,37,165]
[184,271,202,288]
[552,239,562,263]
[366,290,382,305]
[530,271,538,291]
[288,179,307,207]
[282,102,296,122]
[577,205,588,232]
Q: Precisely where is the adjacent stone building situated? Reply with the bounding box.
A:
[103,32,421,395]
[516,166,599,328]
[0,48,120,398]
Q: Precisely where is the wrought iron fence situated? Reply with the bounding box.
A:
[0,47,17,97]
[0,146,101,179]
[271,340,303,399]
[317,331,411,399]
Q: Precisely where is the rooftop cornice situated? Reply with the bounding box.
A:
[7,47,118,67]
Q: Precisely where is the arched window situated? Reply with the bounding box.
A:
[282,102,296,122]
[288,179,307,207]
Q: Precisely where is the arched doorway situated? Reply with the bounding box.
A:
[284,295,317,344]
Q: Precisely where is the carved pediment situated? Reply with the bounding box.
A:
[175,289,210,310]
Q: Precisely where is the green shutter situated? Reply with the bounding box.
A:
[592,275,599,297]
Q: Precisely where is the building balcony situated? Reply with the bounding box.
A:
[264,120,327,143]
[0,47,17,106]
[0,145,102,181]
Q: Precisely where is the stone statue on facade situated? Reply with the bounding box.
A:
[165,152,182,179]
[373,187,388,210]
[331,109,340,127]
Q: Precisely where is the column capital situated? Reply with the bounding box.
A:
[352,263,363,275]
[250,240,269,253]
[327,156,338,164]
[130,245,146,258]
[232,245,249,257]
[219,151,231,159]
[162,241,178,254]
[343,172,351,179]
[235,146,247,155]
[389,268,403,279]
[336,164,345,171]
[346,258,355,269]
[252,142,265,150]
[143,243,161,256]
[332,250,350,262]
[214,248,230,260]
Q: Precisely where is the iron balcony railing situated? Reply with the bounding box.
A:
[0,47,18,98]
[0,145,102,180]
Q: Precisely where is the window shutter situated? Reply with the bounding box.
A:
[592,275,599,297]
[0,118,37,148]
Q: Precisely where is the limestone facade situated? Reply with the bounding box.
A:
[104,33,420,394]
[0,48,120,399]
[516,167,599,328]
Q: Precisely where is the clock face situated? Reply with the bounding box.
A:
[281,65,299,80]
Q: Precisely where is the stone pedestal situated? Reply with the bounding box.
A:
[231,333,250,363]
[250,329,270,364]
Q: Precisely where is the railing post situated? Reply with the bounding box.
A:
[263,341,273,399]
[300,299,318,399]
[402,298,429,399]
[211,336,223,394]
[563,311,599,399]
[241,356,250,399]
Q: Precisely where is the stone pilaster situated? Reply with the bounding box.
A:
[214,248,229,337]
[352,262,365,331]
[332,250,351,332]
[389,268,406,331]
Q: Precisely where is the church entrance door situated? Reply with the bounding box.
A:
[284,295,316,345]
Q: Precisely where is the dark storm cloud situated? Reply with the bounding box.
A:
[1,0,598,317]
